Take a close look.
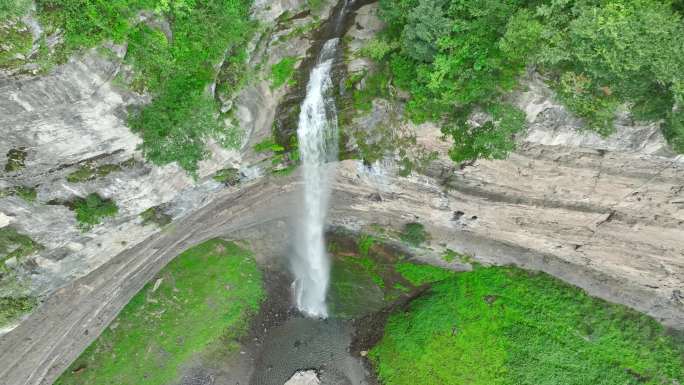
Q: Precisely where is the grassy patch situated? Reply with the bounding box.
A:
[395,262,454,286]
[370,265,684,385]
[72,193,118,230]
[0,296,37,328]
[270,56,298,89]
[54,239,264,385]
[399,222,426,246]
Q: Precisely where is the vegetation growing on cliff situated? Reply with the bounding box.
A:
[72,193,119,230]
[0,227,42,269]
[373,0,684,162]
[370,265,684,385]
[270,56,299,89]
[34,0,255,173]
[0,296,37,328]
[54,239,264,385]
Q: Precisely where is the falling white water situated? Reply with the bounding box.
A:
[292,39,339,318]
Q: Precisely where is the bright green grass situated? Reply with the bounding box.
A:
[370,265,684,385]
[270,56,298,89]
[54,239,264,385]
[394,262,454,286]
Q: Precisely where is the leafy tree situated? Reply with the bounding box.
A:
[375,0,684,158]
[400,0,451,62]
[443,104,526,163]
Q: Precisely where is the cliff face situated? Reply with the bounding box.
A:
[0,0,328,302]
[0,2,683,385]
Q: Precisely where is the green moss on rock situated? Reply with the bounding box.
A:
[5,148,27,172]
[66,163,123,183]
[0,227,42,268]
[140,206,172,227]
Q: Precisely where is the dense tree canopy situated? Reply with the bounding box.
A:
[376,0,684,163]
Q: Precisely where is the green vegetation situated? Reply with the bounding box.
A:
[254,138,285,153]
[0,185,37,203]
[35,0,255,173]
[358,234,376,257]
[0,296,37,328]
[352,70,391,112]
[306,0,324,12]
[370,265,684,385]
[369,0,684,163]
[395,261,454,285]
[399,222,426,246]
[5,148,27,172]
[328,254,387,318]
[0,0,31,19]
[140,206,172,227]
[0,227,42,268]
[66,163,124,183]
[54,239,264,385]
[270,56,298,89]
[72,193,119,230]
[442,249,457,263]
[252,136,300,175]
[212,167,241,185]
[0,18,33,69]
[13,186,37,202]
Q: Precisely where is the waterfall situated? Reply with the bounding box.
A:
[292,39,339,318]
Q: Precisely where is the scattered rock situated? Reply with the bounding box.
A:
[284,370,320,385]
[152,278,163,292]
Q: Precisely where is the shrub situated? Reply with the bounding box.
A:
[72,193,118,230]
[270,56,298,89]
[358,234,375,257]
[400,222,426,246]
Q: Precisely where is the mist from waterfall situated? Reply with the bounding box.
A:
[292,38,339,318]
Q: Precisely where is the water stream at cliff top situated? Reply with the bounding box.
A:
[292,38,340,318]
